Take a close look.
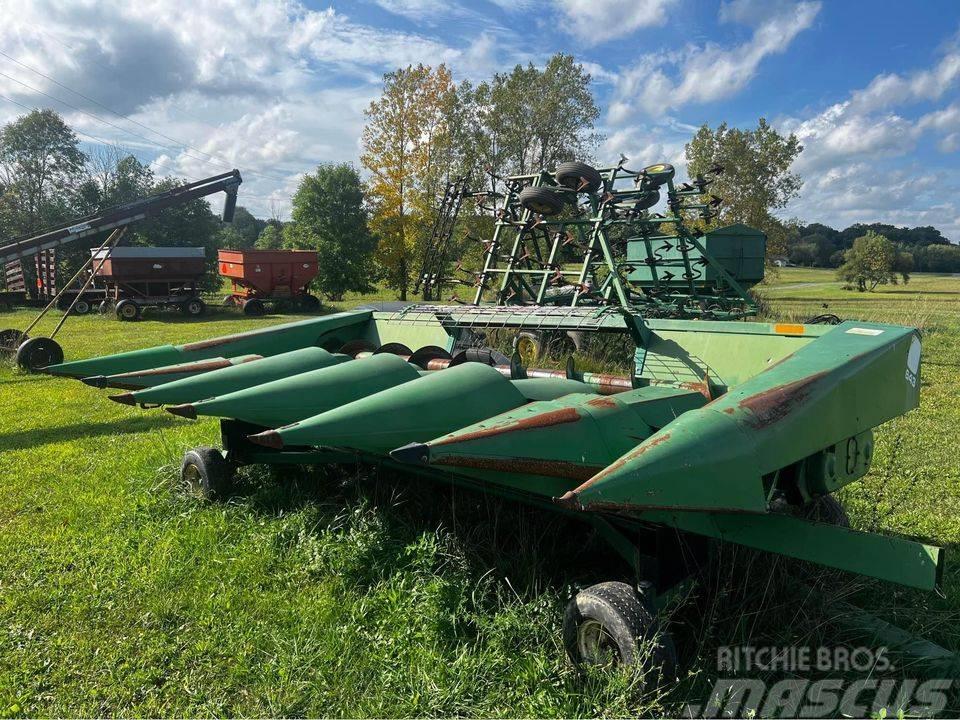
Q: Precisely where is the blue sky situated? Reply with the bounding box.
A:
[1,0,958,239]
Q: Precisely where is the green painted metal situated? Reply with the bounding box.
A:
[257,362,529,455]
[82,354,261,390]
[122,347,351,406]
[561,321,921,514]
[391,386,707,498]
[171,353,419,427]
[43,309,372,378]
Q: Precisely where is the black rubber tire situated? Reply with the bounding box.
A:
[299,293,321,312]
[182,298,206,317]
[1,329,27,353]
[642,163,675,187]
[563,581,676,679]
[519,186,564,216]
[556,161,603,193]
[16,336,64,371]
[115,299,141,321]
[634,189,661,211]
[98,300,113,315]
[72,298,91,315]
[180,447,234,500]
[802,495,850,527]
[242,298,265,317]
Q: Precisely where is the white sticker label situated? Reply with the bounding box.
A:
[905,336,921,388]
[845,327,884,336]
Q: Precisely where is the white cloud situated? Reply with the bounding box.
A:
[608,1,820,122]
[558,0,675,46]
[850,53,960,113]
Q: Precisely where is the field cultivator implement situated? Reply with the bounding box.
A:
[34,159,951,677]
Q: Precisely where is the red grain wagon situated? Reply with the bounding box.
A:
[218,249,321,316]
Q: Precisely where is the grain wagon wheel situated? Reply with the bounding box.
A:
[555,161,603,193]
[72,298,91,315]
[242,298,265,317]
[519,186,564,216]
[299,294,321,312]
[182,298,206,317]
[180,447,234,500]
[115,300,141,321]
[563,581,676,680]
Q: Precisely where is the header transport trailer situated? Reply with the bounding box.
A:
[29,159,945,677]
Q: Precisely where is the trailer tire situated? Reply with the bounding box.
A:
[519,186,564,216]
[563,581,676,679]
[242,298,265,316]
[72,298,91,315]
[182,298,206,317]
[115,300,141,321]
[98,300,113,315]
[556,161,603,193]
[180,447,234,500]
[299,294,321,312]
[15,336,64,371]
[803,495,850,528]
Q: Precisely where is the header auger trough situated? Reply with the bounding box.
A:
[35,159,947,678]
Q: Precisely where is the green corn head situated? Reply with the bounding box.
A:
[44,303,938,592]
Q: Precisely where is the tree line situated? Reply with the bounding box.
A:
[2,54,956,303]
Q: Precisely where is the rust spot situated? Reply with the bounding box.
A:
[569,432,672,494]
[426,358,452,371]
[723,407,735,415]
[433,454,603,481]
[110,356,257,380]
[586,396,618,409]
[432,406,582,446]
[737,371,828,429]
[554,490,583,511]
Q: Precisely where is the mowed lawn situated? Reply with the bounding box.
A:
[1,269,959,716]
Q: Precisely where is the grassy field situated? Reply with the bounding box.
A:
[1,268,959,716]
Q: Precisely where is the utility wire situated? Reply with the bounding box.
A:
[0,91,282,208]
[0,67,291,185]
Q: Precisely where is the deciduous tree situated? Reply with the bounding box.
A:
[284,163,376,301]
[837,231,911,291]
[685,119,802,257]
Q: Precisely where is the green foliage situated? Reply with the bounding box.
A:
[685,119,802,257]
[285,164,377,301]
[255,224,283,250]
[0,109,86,235]
[837,231,911,291]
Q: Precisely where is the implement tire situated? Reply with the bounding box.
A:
[115,300,140,321]
[563,581,676,680]
[556,161,603,193]
[180,447,234,500]
[519,186,564,216]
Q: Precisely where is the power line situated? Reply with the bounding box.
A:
[0,66,292,185]
[0,92,283,208]
[0,49,291,184]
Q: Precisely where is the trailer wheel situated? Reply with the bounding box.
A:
[72,298,91,315]
[15,336,64,371]
[242,298,265,316]
[299,293,321,312]
[563,581,676,678]
[802,495,850,528]
[115,300,141,321]
[555,161,603,193]
[519,186,564,216]
[182,298,206,317]
[98,300,113,315]
[180,447,234,500]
